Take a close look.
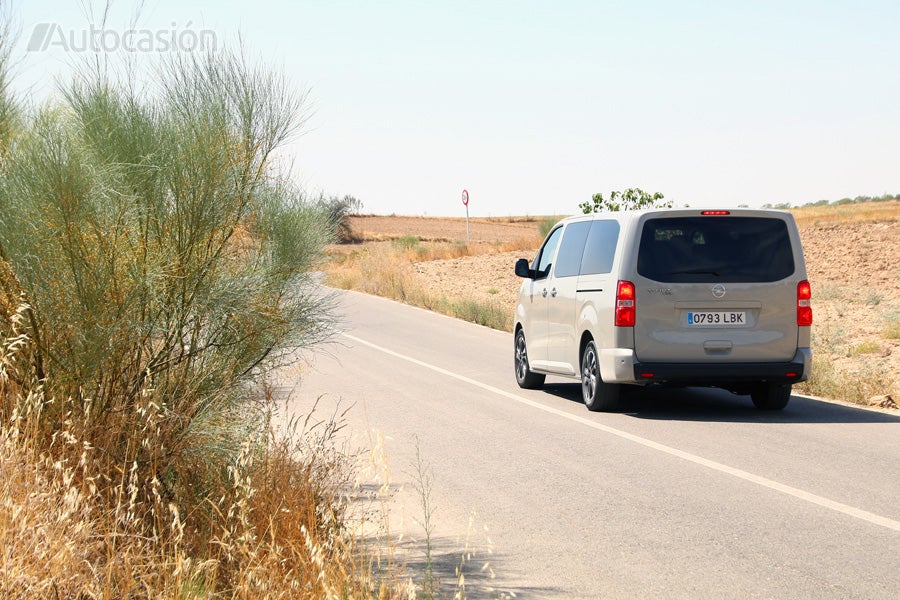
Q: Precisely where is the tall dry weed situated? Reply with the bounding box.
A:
[327,245,417,301]
[326,243,512,330]
[0,317,407,597]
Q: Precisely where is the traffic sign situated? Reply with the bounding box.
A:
[462,189,470,245]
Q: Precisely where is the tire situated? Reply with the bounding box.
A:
[514,329,545,389]
[751,383,792,410]
[581,341,620,412]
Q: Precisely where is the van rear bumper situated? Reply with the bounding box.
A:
[632,348,812,384]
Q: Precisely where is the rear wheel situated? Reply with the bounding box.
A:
[581,341,620,412]
[751,383,792,410]
[514,329,545,389]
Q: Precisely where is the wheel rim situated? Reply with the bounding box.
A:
[515,333,528,381]
[582,345,597,403]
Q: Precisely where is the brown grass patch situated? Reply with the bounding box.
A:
[791,199,900,227]
[0,298,409,597]
[325,242,515,331]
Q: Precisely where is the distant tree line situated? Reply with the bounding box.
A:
[763,193,900,210]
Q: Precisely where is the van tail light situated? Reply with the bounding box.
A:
[615,280,636,327]
[797,280,812,326]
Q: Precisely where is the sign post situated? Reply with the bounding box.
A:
[462,189,470,246]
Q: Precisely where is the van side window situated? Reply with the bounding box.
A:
[580,220,620,275]
[533,226,563,279]
[554,221,592,278]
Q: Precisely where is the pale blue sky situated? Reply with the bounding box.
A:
[8,1,900,216]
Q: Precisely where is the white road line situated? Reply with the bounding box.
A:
[343,331,900,534]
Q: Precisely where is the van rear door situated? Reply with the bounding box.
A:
[631,212,803,363]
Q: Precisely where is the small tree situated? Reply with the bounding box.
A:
[319,194,363,243]
[580,188,671,214]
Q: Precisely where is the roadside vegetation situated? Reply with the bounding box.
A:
[0,24,420,598]
[538,216,560,238]
[791,200,900,405]
[321,194,364,243]
[325,237,533,330]
[765,192,900,211]
[789,197,900,227]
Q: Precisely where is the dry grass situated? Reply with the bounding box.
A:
[791,199,900,227]
[0,308,407,598]
[883,312,900,340]
[796,280,899,403]
[796,361,896,405]
[0,385,408,599]
[344,215,544,248]
[847,340,881,356]
[0,272,417,599]
[326,242,514,331]
[0,293,451,597]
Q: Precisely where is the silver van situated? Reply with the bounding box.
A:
[513,209,812,411]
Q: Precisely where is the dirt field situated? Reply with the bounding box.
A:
[343,206,900,404]
[346,215,542,244]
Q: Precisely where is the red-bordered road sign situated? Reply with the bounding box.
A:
[462,189,469,206]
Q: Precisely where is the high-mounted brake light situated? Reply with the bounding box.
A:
[701,210,731,215]
[797,280,812,326]
[615,280,636,327]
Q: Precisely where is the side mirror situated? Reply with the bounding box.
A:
[515,258,534,279]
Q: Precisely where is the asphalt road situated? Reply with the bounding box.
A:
[287,289,900,599]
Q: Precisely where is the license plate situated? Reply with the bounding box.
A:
[687,311,747,326]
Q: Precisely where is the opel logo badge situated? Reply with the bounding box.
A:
[711,284,727,298]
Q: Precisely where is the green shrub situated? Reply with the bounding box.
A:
[449,299,511,330]
[538,217,559,238]
[320,194,362,243]
[0,46,337,575]
[798,361,893,405]
[394,234,421,250]
[848,341,880,356]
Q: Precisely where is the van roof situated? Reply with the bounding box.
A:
[559,207,794,225]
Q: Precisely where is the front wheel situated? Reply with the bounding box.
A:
[514,329,545,389]
[581,341,620,412]
[750,383,792,410]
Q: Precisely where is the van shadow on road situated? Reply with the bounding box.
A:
[540,382,900,425]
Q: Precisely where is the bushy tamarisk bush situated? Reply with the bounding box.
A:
[0,27,408,594]
[0,47,332,481]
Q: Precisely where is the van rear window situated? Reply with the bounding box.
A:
[637,217,795,283]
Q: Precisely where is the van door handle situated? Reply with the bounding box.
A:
[550,288,558,297]
[542,288,548,297]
